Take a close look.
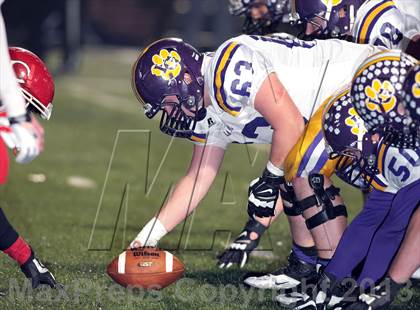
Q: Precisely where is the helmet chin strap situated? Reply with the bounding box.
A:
[356,118,367,152]
[196,107,207,121]
[324,0,333,23]
[349,4,355,31]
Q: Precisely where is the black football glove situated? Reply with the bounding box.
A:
[217,218,267,268]
[248,168,284,218]
[20,250,59,289]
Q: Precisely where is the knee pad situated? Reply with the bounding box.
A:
[281,181,301,216]
[295,174,348,230]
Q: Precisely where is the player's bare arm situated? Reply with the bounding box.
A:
[154,144,225,231]
[254,73,304,168]
[130,144,225,248]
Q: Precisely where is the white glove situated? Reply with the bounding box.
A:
[11,122,40,164]
[129,217,168,249]
[0,114,17,149]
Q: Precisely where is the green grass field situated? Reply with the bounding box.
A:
[0,47,418,309]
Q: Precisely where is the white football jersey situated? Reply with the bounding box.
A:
[372,142,420,193]
[353,0,420,51]
[394,0,420,20]
[0,8,27,118]
[190,35,379,149]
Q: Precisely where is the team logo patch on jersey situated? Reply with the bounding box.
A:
[151,49,181,81]
[345,107,367,136]
[364,79,396,113]
[412,72,420,98]
[321,0,342,6]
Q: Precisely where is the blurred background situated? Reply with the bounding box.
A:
[2,0,243,74]
[2,0,299,74]
[3,0,418,74]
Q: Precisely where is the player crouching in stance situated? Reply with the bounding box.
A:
[346,63,420,310]
[275,84,368,308]
[228,0,289,35]
[243,85,353,291]
[129,34,380,287]
[290,0,420,58]
[0,4,57,288]
[292,51,419,309]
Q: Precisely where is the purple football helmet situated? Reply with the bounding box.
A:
[290,0,364,38]
[132,38,205,138]
[323,87,376,188]
[229,0,289,35]
[351,51,417,149]
[401,64,420,148]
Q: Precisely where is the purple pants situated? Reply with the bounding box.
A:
[326,179,420,285]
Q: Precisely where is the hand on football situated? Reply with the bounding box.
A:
[129,240,143,249]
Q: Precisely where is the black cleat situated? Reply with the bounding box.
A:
[346,277,404,310]
[278,269,358,309]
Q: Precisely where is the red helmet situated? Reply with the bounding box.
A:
[9,47,55,120]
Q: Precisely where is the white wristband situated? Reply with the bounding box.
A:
[131,217,168,247]
[266,161,284,177]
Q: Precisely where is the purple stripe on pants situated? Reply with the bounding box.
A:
[311,147,329,174]
[297,130,323,176]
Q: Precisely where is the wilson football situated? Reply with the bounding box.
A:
[107,248,184,289]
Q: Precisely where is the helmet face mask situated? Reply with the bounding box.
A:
[229,0,248,16]
[157,95,203,138]
[244,3,272,34]
[327,144,364,186]
[20,87,53,120]
[303,14,329,39]
[328,135,378,189]
[142,88,204,139]
[229,0,288,35]
[291,0,362,39]
[334,152,367,188]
